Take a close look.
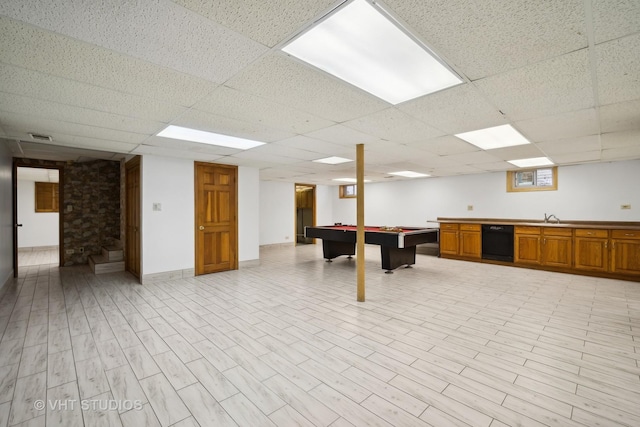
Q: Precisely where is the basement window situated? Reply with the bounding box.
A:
[339,184,357,198]
[507,167,557,192]
[35,182,59,212]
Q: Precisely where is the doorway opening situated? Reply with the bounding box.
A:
[295,184,316,245]
[16,166,62,270]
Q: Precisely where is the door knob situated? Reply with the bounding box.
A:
[199,226,205,230]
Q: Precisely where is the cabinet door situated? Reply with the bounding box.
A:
[574,237,608,272]
[515,234,540,264]
[459,231,481,258]
[440,230,459,255]
[542,236,572,268]
[611,239,640,276]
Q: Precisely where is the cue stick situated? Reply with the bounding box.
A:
[356,143,365,302]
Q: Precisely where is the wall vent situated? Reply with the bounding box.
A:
[28,133,53,141]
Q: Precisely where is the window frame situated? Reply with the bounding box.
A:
[507,166,558,192]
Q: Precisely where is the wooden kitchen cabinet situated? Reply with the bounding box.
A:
[574,229,609,272]
[459,224,481,258]
[439,223,459,256]
[514,226,541,265]
[611,230,640,276]
[541,227,573,268]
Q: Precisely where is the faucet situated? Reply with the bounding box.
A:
[544,213,560,224]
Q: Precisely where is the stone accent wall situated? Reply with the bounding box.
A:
[63,160,121,265]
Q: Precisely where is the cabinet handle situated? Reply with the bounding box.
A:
[543,238,546,244]
[605,241,608,248]
[625,233,635,237]
[586,232,593,235]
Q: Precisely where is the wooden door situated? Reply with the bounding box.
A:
[611,239,640,276]
[195,162,237,275]
[125,157,141,278]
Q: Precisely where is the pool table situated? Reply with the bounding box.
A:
[304,225,439,273]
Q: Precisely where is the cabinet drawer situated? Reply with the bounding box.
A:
[515,226,540,235]
[575,229,608,238]
[611,230,640,240]
[440,223,458,231]
[460,224,481,231]
[543,227,572,237]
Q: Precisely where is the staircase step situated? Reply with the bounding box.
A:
[102,246,124,261]
[89,254,125,274]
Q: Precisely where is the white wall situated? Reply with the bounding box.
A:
[315,184,333,226]
[141,155,194,276]
[332,160,640,226]
[0,142,13,287]
[140,157,261,277]
[17,179,59,248]
[238,166,259,262]
[259,180,294,245]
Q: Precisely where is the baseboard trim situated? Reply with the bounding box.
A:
[0,271,14,295]
[260,242,296,249]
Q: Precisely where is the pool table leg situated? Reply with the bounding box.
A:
[380,246,417,272]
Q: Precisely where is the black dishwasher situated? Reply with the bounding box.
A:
[481,225,514,262]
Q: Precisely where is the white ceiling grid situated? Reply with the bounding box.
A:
[0,0,638,185]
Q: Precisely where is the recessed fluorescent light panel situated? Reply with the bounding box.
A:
[313,156,353,164]
[455,124,530,150]
[282,0,462,105]
[389,171,430,178]
[157,125,265,150]
[333,178,372,183]
[508,157,554,168]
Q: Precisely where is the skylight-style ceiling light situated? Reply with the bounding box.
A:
[333,178,372,183]
[508,157,554,168]
[282,0,462,105]
[157,125,265,150]
[455,124,531,150]
[388,171,430,178]
[313,156,353,164]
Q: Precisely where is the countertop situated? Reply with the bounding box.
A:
[435,217,640,231]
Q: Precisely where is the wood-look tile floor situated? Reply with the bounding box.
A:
[1,243,639,426]
[18,248,59,268]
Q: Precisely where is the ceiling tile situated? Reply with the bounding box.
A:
[596,34,640,105]
[600,99,640,132]
[169,109,295,143]
[0,0,267,83]
[173,0,338,47]
[1,112,148,144]
[247,143,323,161]
[475,49,594,121]
[514,108,599,142]
[602,145,640,161]
[225,53,389,122]
[592,0,640,44]
[399,84,506,134]
[272,136,354,157]
[342,107,444,143]
[536,135,602,156]
[485,144,548,161]
[0,63,188,123]
[544,150,602,164]
[305,124,383,146]
[384,0,586,79]
[406,135,481,156]
[192,85,334,135]
[0,92,164,135]
[142,136,241,157]
[440,150,503,165]
[601,129,640,149]
[132,144,223,161]
[0,16,219,106]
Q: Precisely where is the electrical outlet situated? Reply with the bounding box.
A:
[153,203,162,211]
[467,205,474,211]
[621,204,631,210]
[285,236,289,240]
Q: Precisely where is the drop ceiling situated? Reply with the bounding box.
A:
[1,0,639,185]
